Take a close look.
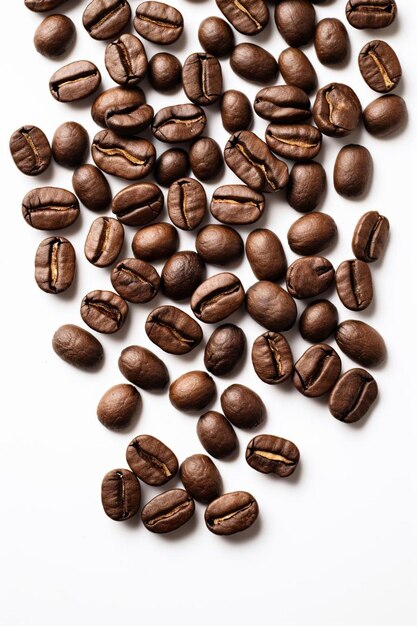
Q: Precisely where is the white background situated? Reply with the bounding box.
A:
[1,1,416,624]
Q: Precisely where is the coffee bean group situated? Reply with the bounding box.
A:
[14,0,404,536]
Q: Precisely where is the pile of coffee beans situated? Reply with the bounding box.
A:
[13,0,405,536]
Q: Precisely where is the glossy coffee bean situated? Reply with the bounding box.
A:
[252,332,293,385]
[52,122,88,168]
[168,178,206,231]
[196,225,243,265]
[293,344,341,397]
[105,34,148,86]
[205,491,258,535]
[286,256,335,299]
[221,90,252,133]
[198,17,234,57]
[154,148,189,186]
[299,299,338,343]
[52,324,104,369]
[363,95,407,137]
[359,40,401,94]
[313,83,361,137]
[80,290,128,334]
[10,126,51,176]
[112,183,163,227]
[246,281,297,332]
[287,212,337,255]
[336,260,373,311]
[91,87,153,136]
[266,124,322,162]
[161,251,205,300]
[189,138,223,181]
[84,217,124,268]
[22,187,79,230]
[210,185,265,225]
[197,411,238,459]
[346,0,397,30]
[314,19,349,65]
[246,435,300,477]
[254,86,311,124]
[132,222,179,262]
[145,305,203,354]
[221,384,265,429]
[72,165,111,212]
[182,53,222,106]
[49,60,101,102]
[101,469,141,521]
[35,236,75,294]
[216,0,269,35]
[334,145,372,198]
[191,273,245,323]
[204,324,246,376]
[352,211,390,263]
[170,371,216,412]
[118,345,169,390]
[111,258,160,303]
[142,489,194,534]
[97,384,140,430]
[180,455,222,504]
[92,131,155,180]
[25,0,67,10]
[127,435,178,486]
[329,368,378,423]
[246,229,287,282]
[278,47,317,94]
[148,53,182,91]
[34,14,75,58]
[83,0,131,40]
[152,104,206,143]
[134,2,183,44]
[230,43,278,84]
[335,320,386,367]
[287,162,326,213]
[274,0,316,47]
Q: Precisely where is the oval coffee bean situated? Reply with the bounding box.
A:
[92,130,155,181]
[105,34,148,86]
[275,0,316,47]
[204,324,246,376]
[52,324,104,368]
[252,332,293,385]
[254,86,311,124]
[49,60,101,102]
[83,0,131,41]
[132,222,179,262]
[246,229,287,282]
[359,40,401,94]
[180,455,222,504]
[293,344,341,397]
[92,87,153,136]
[182,53,222,106]
[112,182,163,227]
[346,0,397,30]
[335,320,386,367]
[278,47,317,94]
[205,491,259,535]
[329,368,378,423]
[35,236,75,294]
[287,212,337,255]
[148,52,182,91]
[246,281,297,332]
[221,90,252,134]
[80,290,128,334]
[314,18,349,65]
[189,137,223,181]
[216,0,269,36]
[334,145,372,199]
[198,17,235,57]
[118,345,169,390]
[196,225,243,265]
[22,187,79,231]
[142,489,194,534]
[101,469,141,521]
[84,217,124,268]
[127,435,178,486]
[197,411,238,459]
[191,273,245,323]
[336,259,373,312]
[246,435,300,477]
[154,148,189,186]
[97,384,140,430]
[230,43,278,84]
[221,384,265,429]
[152,104,206,143]
[266,124,322,162]
[10,125,51,176]
[72,165,111,212]
[25,0,67,11]
[161,251,205,300]
[168,178,206,231]
[286,256,335,299]
[210,185,265,225]
[363,95,407,137]
[145,305,203,354]
[111,258,160,303]
[299,299,338,343]
[352,211,390,263]
[134,2,183,44]
[313,83,361,138]
[52,121,89,168]
[287,161,326,213]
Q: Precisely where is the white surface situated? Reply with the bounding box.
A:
[1,1,416,624]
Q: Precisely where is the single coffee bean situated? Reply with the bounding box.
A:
[10,125,51,176]
[118,345,169,390]
[293,344,341,397]
[204,324,246,376]
[142,489,194,534]
[52,324,103,368]
[91,87,154,136]
[346,0,397,29]
[221,384,265,429]
[34,14,75,58]
[167,178,206,230]
[278,47,317,94]
[252,332,293,385]
[363,95,407,137]
[154,149,189,186]
[210,185,265,225]
[254,86,311,124]
[101,469,141,521]
[182,53,222,106]
[112,182,163,227]
[72,165,111,212]
[336,320,386,367]
[246,281,297,332]
[329,368,378,423]
[334,145,372,198]
[198,17,234,57]
[216,0,269,35]
[189,137,223,181]
[152,104,206,143]
[22,187,79,230]
[196,225,243,265]
[191,273,245,323]
[145,305,203,354]
[161,251,205,300]
[97,384,140,430]
[49,60,101,102]
[359,40,402,94]
[246,435,300,476]
[35,236,75,294]
[170,371,216,412]
[299,299,338,343]
[111,258,161,303]
[205,491,258,535]
[148,53,182,91]
[83,0,131,40]
[134,2,183,44]
[52,122,88,168]
[197,411,238,458]
[92,130,156,181]
[274,0,316,47]
[314,18,349,65]
[352,211,390,263]
[246,229,287,282]
[105,34,148,86]
[127,435,178,486]
[25,0,68,10]
[84,217,124,267]
[287,162,326,213]
[287,212,337,255]
[336,260,373,311]
[230,43,278,83]
[180,455,222,503]
[221,90,252,133]
[313,83,361,137]
[80,290,128,334]
[132,222,179,261]
[286,256,335,299]
[265,124,322,162]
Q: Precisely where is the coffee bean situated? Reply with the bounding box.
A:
[97,384,140,430]
[112,182,163,226]
[335,320,386,367]
[196,225,243,265]
[252,332,293,384]
[52,122,89,168]
[210,185,265,225]
[246,435,300,476]
[286,256,335,299]
[346,0,397,30]
[359,40,402,94]
[287,212,337,255]
[52,324,104,369]
[105,34,148,86]
[363,95,407,137]
[352,211,390,263]
[221,90,253,133]
[92,87,154,136]
[142,489,194,534]
[293,344,341,397]
[287,162,326,213]
[132,222,179,262]
[152,104,206,143]
[168,178,206,230]
[329,368,378,423]
[118,345,169,390]
[83,0,131,40]
[204,324,246,376]
[336,260,373,311]
[155,149,189,186]
[246,281,297,332]
[313,83,361,137]
[221,384,264,428]
[182,53,222,106]
[10,125,51,176]
[170,371,216,412]
[145,305,203,354]
[216,0,269,35]
[25,0,67,10]
[35,236,76,294]
[334,145,372,199]
[265,124,322,162]
[205,491,259,535]
[246,229,287,282]
[72,165,112,212]
[254,86,311,123]
[101,469,141,521]
[189,138,223,181]
[49,60,101,102]
[34,14,75,58]
[278,47,317,94]
[180,455,222,503]
[299,299,338,343]
[80,289,128,334]
[161,251,205,300]
[148,53,182,91]
[190,273,245,323]
[274,0,316,47]
[22,187,80,230]
[92,130,156,180]
[111,258,160,303]
[198,17,235,57]
[314,18,349,65]
[230,43,278,83]
[134,2,183,44]
[126,434,178,486]
[84,217,124,267]
[197,411,238,459]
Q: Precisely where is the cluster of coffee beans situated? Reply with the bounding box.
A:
[12,0,404,535]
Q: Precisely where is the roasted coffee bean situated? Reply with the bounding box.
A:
[359,40,402,94]
[287,212,337,255]
[148,53,182,91]
[274,0,316,47]
[221,90,253,133]
[252,332,293,385]
[246,435,300,476]
[101,469,141,521]
[334,145,372,199]
[161,251,205,300]
[72,165,112,212]
[152,104,206,143]
[105,34,148,86]
[221,384,265,429]
[52,324,104,368]
[346,0,397,29]
[10,126,51,176]
[189,137,223,181]
[198,17,235,57]
[352,211,390,263]
[118,345,169,390]
[254,86,311,124]
[287,162,326,213]
[363,95,407,137]
[278,48,317,95]
[111,258,160,303]
[196,225,243,265]
[91,87,154,136]
[35,236,75,294]
[313,83,361,138]
[286,256,335,299]
[329,368,378,423]
[155,149,189,186]
[204,324,246,376]
[169,371,216,412]
[336,260,373,311]
[97,384,140,430]
[265,124,322,162]
[336,320,386,367]
[180,455,222,503]
[134,2,183,44]
[230,43,278,84]
[168,178,206,230]
[205,491,258,535]
[293,344,341,397]
[246,229,287,282]
[191,273,245,323]
[142,489,194,534]
[52,122,88,168]
[34,14,75,58]
[49,60,101,102]
[246,281,297,332]
[92,130,155,180]
[197,411,238,458]
[132,222,179,261]
[127,435,178,486]
[210,185,265,225]
[85,217,124,267]
[314,18,349,65]
[112,182,163,226]
[83,0,131,40]
[182,53,222,106]
[299,299,338,343]
[145,305,203,354]
[25,0,68,10]
[22,187,79,230]
[80,290,128,334]
[216,0,269,35]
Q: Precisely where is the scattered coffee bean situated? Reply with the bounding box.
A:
[189,137,223,181]
[230,43,278,84]
[112,182,163,226]
[266,123,322,162]
[314,18,349,65]
[92,130,156,180]
[210,185,265,225]
[359,40,402,94]
[52,122,88,168]
[10,125,51,176]
[313,83,361,137]
[142,489,194,534]
[197,411,238,458]
[83,0,131,40]
[334,145,372,198]
[205,491,259,535]
[171,367,216,411]
[84,217,124,268]
[363,95,407,137]
[101,469,141,521]
[246,281,297,332]
[346,0,397,30]
[145,305,203,354]
[196,225,243,265]
[35,236,76,294]
[154,148,189,186]
[180,455,222,503]
[204,324,246,376]
[286,256,335,299]
[126,434,178,486]
[352,211,390,263]
[118,345,169,390]
[182,53,222,106]
[336,259,373,311]
[52,324,104,369]
[246,435,300,476]
[111,258,161,303]
[132,222,179,262]
[148,53,182,91]
[191,272,245,323]
[335,320,386,367]
[22,187,80,230]
[287,212,337,255]
[34,14,75,58]
[221,90,253,133]
[274,0,316,47]
[293,344,341,397]
[329,368,378,423]
[287,161,326,213]
[161,251,205,300]
[252,332,293,385]
[198,16,234,57]
[72,165,111,212]
[254,86,311,124]
[216,0,269,35]
[25,0,67,10]
[134,2,183,44]
[97,384,141,430]
[49,60,101,102]
[80,289,128,334]
[92,87,154,136]
[105,34,148,86]
[152,104,206,143]
[221,384,264,428]
[278,47,317,94]
[246,229,287,282]
[299,299,338,343]
[168,178,206,230]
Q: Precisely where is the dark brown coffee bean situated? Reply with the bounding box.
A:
[210,185,265,225]
[22,187,79,230]
[97,384,140,430]
[287,212,337,255]
[148,53,182,91]
[287,162,326,213]
[80,290,128,334]
[72,165,111,212]
[34,14,75,58]
[152,104,206,143]
[168,178,206,231]
[180,455,222,503]
[169,371,216,412]
[346,0,397,29]
[132,222,179,262]
[204,324,246,376]
[254,86,311,124]
[359,40,401,94]
[197,411,238,458]
[112,182,163,226]
[246,229,287,282]
[52,122,88,168]
[230,43,278,83]
[92,130,156,181]
[118,345,169,390]
[189,138,223,181]
[314,18,349,65]
[205,491,258,535]
[336,320,386,367]
[134,2,183,44]
[145,305,203,354]
[52,324,104,369]
[84,217,124,268]
[252,332,293,385]
[142,489,194,534]
[313,83,361,137]
[278,48,317,95]
[221,90,253,133]
[246,281,297,332]
[91,87,153,136]
[196,225,243,266]
[246,435,300,476]
[101,469,141,521]
[216,0,269,35]
[293,344,341,397]
[182,53,222,106]
[111,258,160,303]
[10,126,51,176]
[105,34,148,86]
[336,260,373,311]
[286,256,335,299]
[83,0,131,40]
[265,124,322,162]
[274,0,316,47]
[161,251,205,300]
[127,435,178,486]
[25,0,67,10]
[191,273,245,323]
[49,60,101,102]
[299,299,338,343]
[35,236,75,294]
[198,17,235,57]
[352,211,390,263]
[221,384,265,429]
[334,145,372,199]
[329,368,378,423]
[154,149,189,186]
[363,95,407,137]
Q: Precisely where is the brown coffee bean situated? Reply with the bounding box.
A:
[205,491,259,535]
[101,469,141,521]
[246,281,297,332]
[293,344,341,397]
[22,187,80,231]
[161,251,205,300]
[189,137,223,181]
[286,256,335,299]
[49,60,101,102]
[314,18,349,65]
[246,229,287,282]
[359,40,402,94]
[148,53,182,91]
[132,222,179,262]
[198,17,235,57]
[105,34,148,86]
[134,2,183,45]
[127,435,178,486]
[191,273,245,323]
[278,47,317,94]
[142,489,194,534]
[334,145,373,199]
[92,131,156,181]
[336,259,373,312]
[182,53,222,106]
[252,332,293,385]
[246,435,300,476]
[154,148,189,186]
[25,0,67,11]
[52,324,104,369]
[35,236,76,294]
[254,86,311,124]
[34,13,75,57]
[230,43,278,84]
[91,87,154,136]
[299,299,338,343]
[84,217,124,268]
[346,0,397,30]
[10,125,51,176]
[72,165,111,212]
[180,455,222,504]
[168,178,206,231]
[112,182,163,226]
[313,83,361,137]
[118,345,169,390]
[52,122,88,168]
[352,211,390,263]
[204,324,246,376]
[80,290,128,334]
[210,185,265,225]
[221,90,253,133]
[287,212,337,255]
[145,305,203,354]
[266,123,322,162]
[197,411,238,459]
[335,320,386,367]
[152,104,206,143]
[329,368,378,423]
[83,0,131,41]
[216,0,269,35]
[274,0,316,47]
[111,258,160,303]
[363,95,407,137]
[97,384,140,430]
[196,225,243,265]
[287,162,326,213]
[221,384,265,429]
